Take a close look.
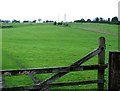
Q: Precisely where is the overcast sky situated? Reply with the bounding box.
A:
[0,0,119,22]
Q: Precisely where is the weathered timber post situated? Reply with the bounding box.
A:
[108,52,120,91]
[98,37,105,91]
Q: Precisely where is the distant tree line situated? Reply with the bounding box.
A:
[12,20,20,23]
[53,21,69,26]
[0,16,119,25]
[0,19,11,23]
[0,19,40,23]
[74,16,120,25]
[43,20,54,23]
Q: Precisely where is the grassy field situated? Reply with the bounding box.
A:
[2,23,118,90]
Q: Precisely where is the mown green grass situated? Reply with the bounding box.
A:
[2,23,118,90]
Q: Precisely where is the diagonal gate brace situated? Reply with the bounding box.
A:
[39,48,102,90]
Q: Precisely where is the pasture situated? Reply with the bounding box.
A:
[2,23,118,90]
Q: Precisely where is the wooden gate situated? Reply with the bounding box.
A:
[1,37,107,91]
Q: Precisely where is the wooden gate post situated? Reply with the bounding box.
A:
[108,52,120,91]
[98,37,105,91]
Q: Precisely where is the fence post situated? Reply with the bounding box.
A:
[97,37,105,91]
[108,52,120,91]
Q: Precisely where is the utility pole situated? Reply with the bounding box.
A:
[64,14,66,22]
[58,15,59,22]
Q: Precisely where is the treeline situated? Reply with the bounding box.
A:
[0,16,119,25]
[53,21,69,26]
[74,16,120,25]
[0,19,53,24]
[0,19,41,23]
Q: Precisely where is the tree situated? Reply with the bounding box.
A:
[111,16,118,24]
[38,19,41,23]
[32,20,36,23]
[74,20,81,23]
[86,19,91,23]
[12,20,20,23]
[53,21,57,25]
[46,20,53,23]
[23,20,29,23]
[107,18,111,24]
[94,17,99,23]
[99,17,104,23]
[80,18,86,23]
[108,18,110,22]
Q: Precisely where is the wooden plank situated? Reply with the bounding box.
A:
[1,64,107,76]
[97,37,105,91]
[108,52,120,91]
[2,80,100,91]
[49,80,99,87]
[70,48,100,67]
[2,85,37,91]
